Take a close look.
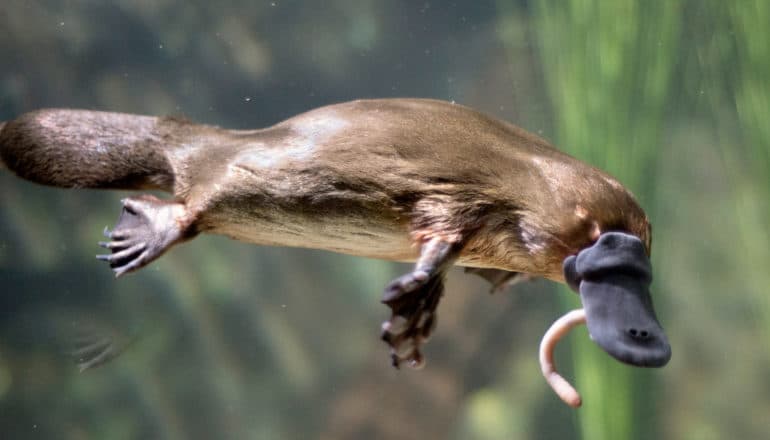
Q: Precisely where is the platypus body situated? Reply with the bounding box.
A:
[0,99,670,402]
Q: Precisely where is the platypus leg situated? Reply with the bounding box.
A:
[380,237,461,369]
[97,195,198,277]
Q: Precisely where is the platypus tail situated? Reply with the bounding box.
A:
[0,109,178,192]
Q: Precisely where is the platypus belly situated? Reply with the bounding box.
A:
[201,179,418,262]
[189,140,419,261]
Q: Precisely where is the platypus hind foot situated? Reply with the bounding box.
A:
[97,195,196,277]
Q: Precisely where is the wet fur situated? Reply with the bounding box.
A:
[0,99,650,281]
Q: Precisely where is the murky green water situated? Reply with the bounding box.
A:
[1,1,768,439]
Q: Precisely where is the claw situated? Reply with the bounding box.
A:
[96,242,146,263]
[407,349,425,369]
[105,228,138,240]
[113,249,150,277]
[98,239,130,249]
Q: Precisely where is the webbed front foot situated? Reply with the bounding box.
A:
[97,195,195,277]
[381,271,444,369]
[380,238,460,369]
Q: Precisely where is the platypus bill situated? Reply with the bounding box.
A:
[0,98,671,406]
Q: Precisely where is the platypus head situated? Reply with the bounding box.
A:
[563,231,671,367]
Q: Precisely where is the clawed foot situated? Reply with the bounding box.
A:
[380,270,444,369]
[97,195,191,277]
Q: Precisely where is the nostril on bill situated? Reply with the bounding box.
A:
[627,328,652,340]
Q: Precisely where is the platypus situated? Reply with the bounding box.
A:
[0,98,670,406]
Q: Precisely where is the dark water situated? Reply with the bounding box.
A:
[1,1,768,439]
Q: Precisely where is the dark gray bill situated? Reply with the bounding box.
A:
[563,231,671,367]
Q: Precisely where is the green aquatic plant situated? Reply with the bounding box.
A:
[499,0,681,438]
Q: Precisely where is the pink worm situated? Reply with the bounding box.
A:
[539,308,586,408]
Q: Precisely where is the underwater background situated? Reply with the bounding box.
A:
[1,1,768,439]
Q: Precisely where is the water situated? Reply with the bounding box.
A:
[1,1,768,439]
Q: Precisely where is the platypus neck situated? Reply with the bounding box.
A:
[543,188,651,280]
[462,170,650,282]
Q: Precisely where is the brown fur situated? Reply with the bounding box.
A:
[0,99,650,281]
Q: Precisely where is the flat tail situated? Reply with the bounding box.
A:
[0,109,176,191]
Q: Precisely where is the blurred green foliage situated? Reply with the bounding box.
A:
[1,1,769,439]
[523,1,681,439]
